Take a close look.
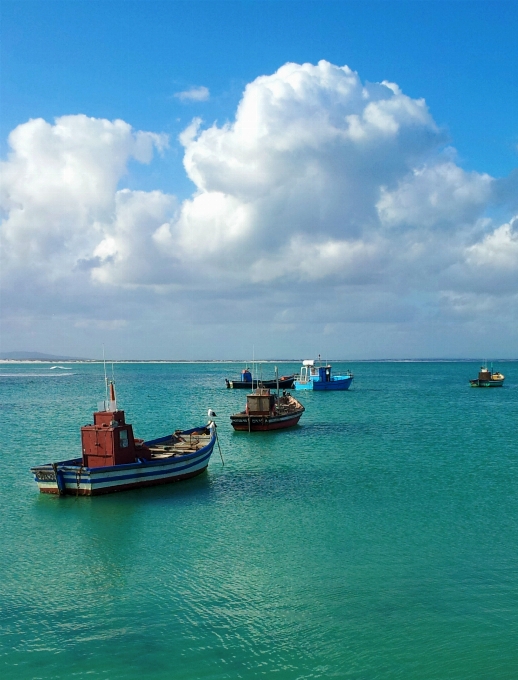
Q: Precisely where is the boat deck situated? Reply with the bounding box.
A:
[147,431,213,457]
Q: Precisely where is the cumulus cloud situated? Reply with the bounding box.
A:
[165,60,445,279]
[90,189,178,286]
[466,216,518,269]
[377,161,494,231]
[174,86,210,102]
[450,216,518,295]
[0,115,171,285]
[1,61,516,357]
[158,60,510,300]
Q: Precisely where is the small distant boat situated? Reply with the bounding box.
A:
[31,382,217,496]
[469,365,505,388]
[49,366,72,370]
[294,359,353,391]
[226,367,295,389]
[230,387,304,431]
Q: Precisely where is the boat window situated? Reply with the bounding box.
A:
[120,429,129,448]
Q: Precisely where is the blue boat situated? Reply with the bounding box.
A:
[294,359,354,391]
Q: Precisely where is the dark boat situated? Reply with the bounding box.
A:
[30,382,217,496]
[230,387,304,431]
[226,367,295,389]
[469,365,505,388]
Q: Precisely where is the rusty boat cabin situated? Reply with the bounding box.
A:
[80,406,139,468]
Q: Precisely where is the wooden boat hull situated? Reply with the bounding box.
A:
[230,410,303,431]
[31,426,216,496]
[227,376,295,389]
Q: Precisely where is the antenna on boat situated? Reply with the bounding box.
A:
[103,345,109,406]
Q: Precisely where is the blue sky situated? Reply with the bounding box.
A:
[1,1,517,359]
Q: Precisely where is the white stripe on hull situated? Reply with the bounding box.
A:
[33,437,215,495]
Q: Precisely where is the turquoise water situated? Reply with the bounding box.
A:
[1,361,517,679]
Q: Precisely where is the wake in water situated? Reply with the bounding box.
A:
[0,373,75,378]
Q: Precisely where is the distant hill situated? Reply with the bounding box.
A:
[0,351,89,361]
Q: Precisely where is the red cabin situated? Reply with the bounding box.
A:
[80,383,137,467]
[81,409,137,468]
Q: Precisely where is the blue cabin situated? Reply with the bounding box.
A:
[241,368,252,383]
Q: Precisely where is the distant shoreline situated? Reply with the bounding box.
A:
[1,359,516,364]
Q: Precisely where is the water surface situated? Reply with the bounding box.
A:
[1,361,517,679]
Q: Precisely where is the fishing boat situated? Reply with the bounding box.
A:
[230,388,304,431]
[30,382,218,496]
[225,367,295,389]
[294,359,353,391]
[469,365,505,388]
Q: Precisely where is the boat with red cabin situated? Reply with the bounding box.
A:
[30,382,217,496]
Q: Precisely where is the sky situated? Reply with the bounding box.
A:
[1,0,517,360]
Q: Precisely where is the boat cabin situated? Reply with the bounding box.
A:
[241,368,252,383]
[80,384,138,467]
[477,367,492,381]
[246,388,276,415]
[298,359,332,384]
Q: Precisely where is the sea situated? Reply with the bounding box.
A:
[1,360,517,680]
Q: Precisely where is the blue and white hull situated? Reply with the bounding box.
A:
[31,425,216,496]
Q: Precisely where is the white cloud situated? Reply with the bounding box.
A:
[159,60,504,297]
[162,60,445,282]
[247,235,385,284]
[446,215,518,296]
[465,216,518,270]
[174,86,210,102]
[90,189,178,286]
[1,61,516,358]
[0,115,171,285]
[377,162,494,231]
